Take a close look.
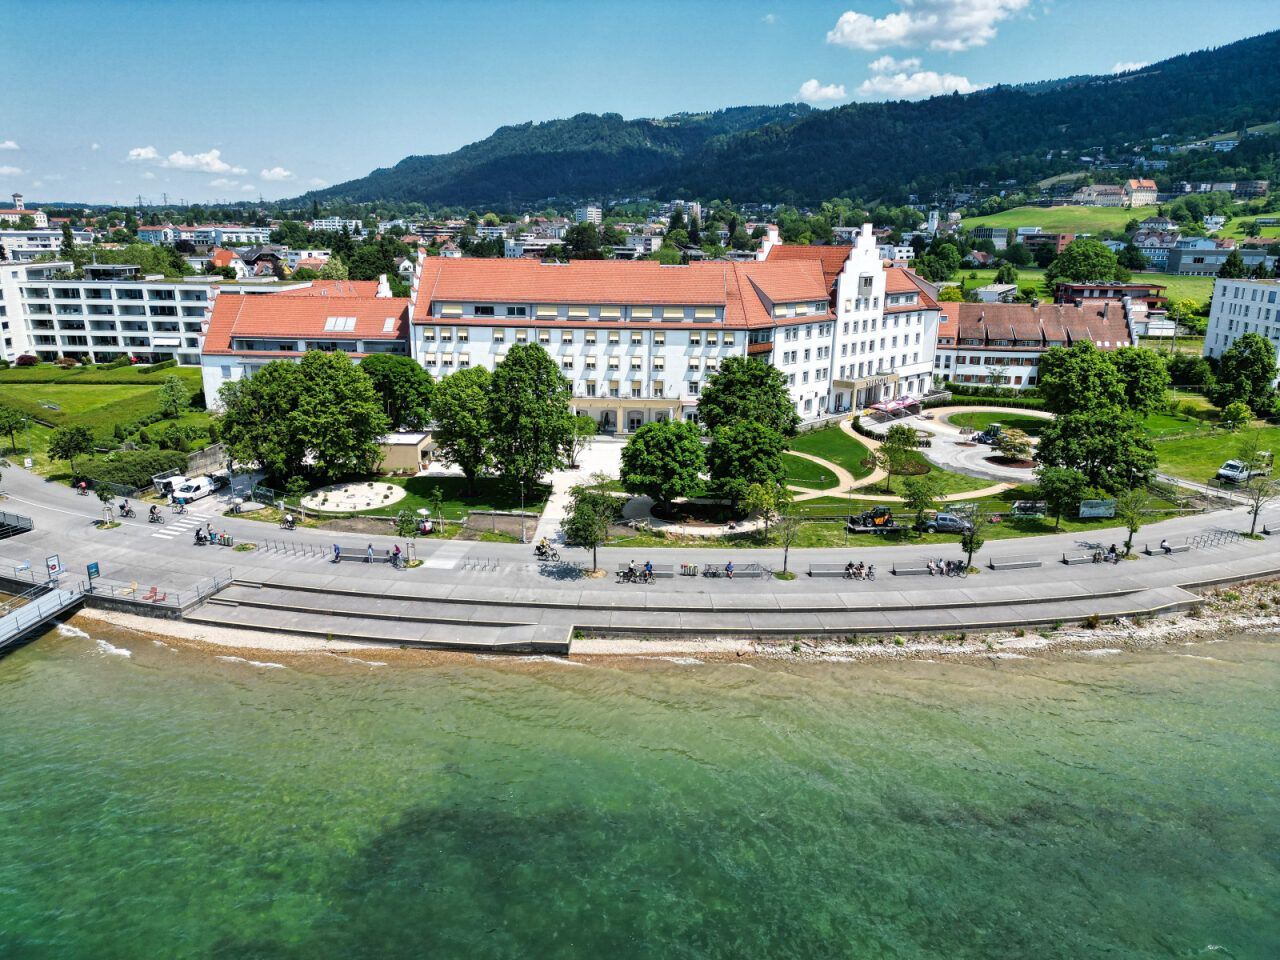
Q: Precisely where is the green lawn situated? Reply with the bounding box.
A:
[346,475,551,521]
[947,411,1049,437]
[788,425,873,479]
[874,452,996,497]
[0,364,202,386]
[782,452,838,489]
[1152,425,1279,483]
[962,205,1163,234]
[957,267,1215,306]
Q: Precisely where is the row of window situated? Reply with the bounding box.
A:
[421,327,737,346]
[438,304,724,322]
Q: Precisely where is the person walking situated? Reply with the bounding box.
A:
[366,543,375,563]
[333,543,341,563]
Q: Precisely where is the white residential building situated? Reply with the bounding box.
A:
[573,205,603,225]
[1203,278,1280,377]
[284,248,332,270]
[309,217,364,234]
[0,227,93,261]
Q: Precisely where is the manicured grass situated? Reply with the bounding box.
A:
[349,475,550,521]
[959,268,1048,296]
[0,383,209,444]
[1152,425,1279,483]
[956,266,1215,306]
[874,452,995,497]
[1142,411,1217,437]
[962,205,1163,234]
[788,425,873,479]
[781,452,838,489]
[947,411,1049,437]
[0,364,202,386]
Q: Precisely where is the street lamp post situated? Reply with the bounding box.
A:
[520,480,526,543]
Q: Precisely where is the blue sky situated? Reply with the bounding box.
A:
[5,0,1279,205]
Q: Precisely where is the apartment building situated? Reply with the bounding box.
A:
[138,224,272,246]
[0,261,212,365]
[573,205,602,225]
[201,280,408,406]
[1167,239,1277,276]
[1202,278,1280,376]
[309,217,363,234]
[1123,178,1158,206]
[935,301,1133,389]
[0,227,93,261]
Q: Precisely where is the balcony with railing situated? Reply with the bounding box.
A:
[53,288,81,300]
[56,319,86,331]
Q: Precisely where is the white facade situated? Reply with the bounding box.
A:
[1203,278,1280,377]
[284,248,332,269]
[310,217,363,234]
[573,205,602,225]
[828,225,937,413]
[877,244,914,261]
[0,228,92,261]
[0,260,213,364]
[0,194,47,227]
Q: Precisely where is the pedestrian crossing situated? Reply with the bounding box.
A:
[420,540,471,569]
[147,496,230,540]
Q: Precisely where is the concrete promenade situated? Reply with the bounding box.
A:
[2,466,1278,654]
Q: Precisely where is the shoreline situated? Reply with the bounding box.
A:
[71,579,1280,667]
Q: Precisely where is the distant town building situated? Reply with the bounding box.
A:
[1168,239,1276,276]
[573,205,603,225]
[1072,184,1125,207]
[1122,178,1158,207]
[973,283,1019,303]
[0,194,47,227]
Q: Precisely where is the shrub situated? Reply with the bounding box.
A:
[56,355,79,368]
[15,355,38,366]
[142,359,178,374]
[925,393,1047,411]
[1083,613,1102,629]
[104,356,133,370]
[79,449,188,489]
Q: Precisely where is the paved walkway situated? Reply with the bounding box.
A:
[532,435,625,543]
[2,465,1279,652]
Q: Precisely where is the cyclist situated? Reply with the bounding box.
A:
[643,560,653,582]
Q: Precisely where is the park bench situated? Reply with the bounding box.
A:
[702,563,767,579]
[988,556,1042,571]
[335,546,393,564]
[808,563,850,577]
[891,563,932,576]
[1062,553,1095,565]
[1145,543,1191,556]
[615,563,676,579]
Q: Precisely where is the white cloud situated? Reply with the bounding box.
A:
[141,171,157,180]
[0,140,18,151]
[31,180,42,188]
[260,166,294,181]
[164,148,246,175]
[797,78,848,103]
[91,142,101,151]
[208,177,239,189]
[308,177,329,187]
[1112,60,1148,73]
[240,184,256,193]
[828,0,1028,52]
[0,166,22,177]
[856,69,985,99]
[762,12,777,24]
[868,55,922,72]
[128,145,246,175]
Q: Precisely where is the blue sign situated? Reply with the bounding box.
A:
[86,562,100,580]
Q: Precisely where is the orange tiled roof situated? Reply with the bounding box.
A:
[412,258,831,328]
[203,292,408,355]
[279,279,380,297]
[764,243,851,287]
[209,248,240,268]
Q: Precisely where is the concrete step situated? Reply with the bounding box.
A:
[182,602,570,654]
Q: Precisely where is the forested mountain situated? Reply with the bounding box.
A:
[303,106,811,207]
[298,30,1280,209]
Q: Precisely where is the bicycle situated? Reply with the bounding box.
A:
[534,546,560,563]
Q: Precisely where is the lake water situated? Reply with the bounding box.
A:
[1,621,1277,959]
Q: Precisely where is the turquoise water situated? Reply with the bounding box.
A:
[1,624,1277,959]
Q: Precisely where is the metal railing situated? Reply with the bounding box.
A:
[0,584,83,648]
[1188,529,1242,549]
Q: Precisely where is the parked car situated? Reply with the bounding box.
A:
[173,476,216,503]
[919,512,973,534]
[209,470,231,491]
[1216,456,1271,483]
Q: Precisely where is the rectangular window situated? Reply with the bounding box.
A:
[608,331,620,344]
[516,330,528,342]
[632,307,653,319]
[561,357,574,370]
[493,330,505,342]
[723,333,734,346]
[568,306,589,318]
[561,331,574,343]
[694,307,716,319]
[653,357,665,370]
[662,307,684,320]
[688,380,700,396]
[608,357,620,369]
[440,303,463,317]
[630,357,642,369]
[690,332,702,345]
[457,329,469,342]
[631,333,643,344]
[585,331,597,344]
[474,305,495,317]
[538,330,550,343]
[535,306,558,318]
[422,329,436,341]
[706,332,718,346]
[585,357,597,370]
[600,307,621,319]
[505,306,526,317]
[653,332,665,345]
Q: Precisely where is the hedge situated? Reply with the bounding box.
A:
[850,416,932,447]
[936,380,1042,400]
[80,449,188,489]
[924,394,1048,411]
[142,359,178,374]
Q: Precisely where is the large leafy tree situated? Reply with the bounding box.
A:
[431,366,493,495]
[707,421,785,506]
[158,374,188,418]
[489,344,575,489]
[875,423,920,493]
[1036,341,1125,415]
[1045,238,1124,284]
[1034,409,1157,493]
[560,478,617,572]
[360,354,434,431]
[294,351,389,480]
[697,356,799,437]
[218,361,310,482]
[48,425,94,475]
[1110,346,1170,416]
[1034,465,1089,530]
[1210,332,1276,414]
[0,404,25,453]
[619,420,705,506]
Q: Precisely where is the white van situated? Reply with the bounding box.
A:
[173,476,215,504]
